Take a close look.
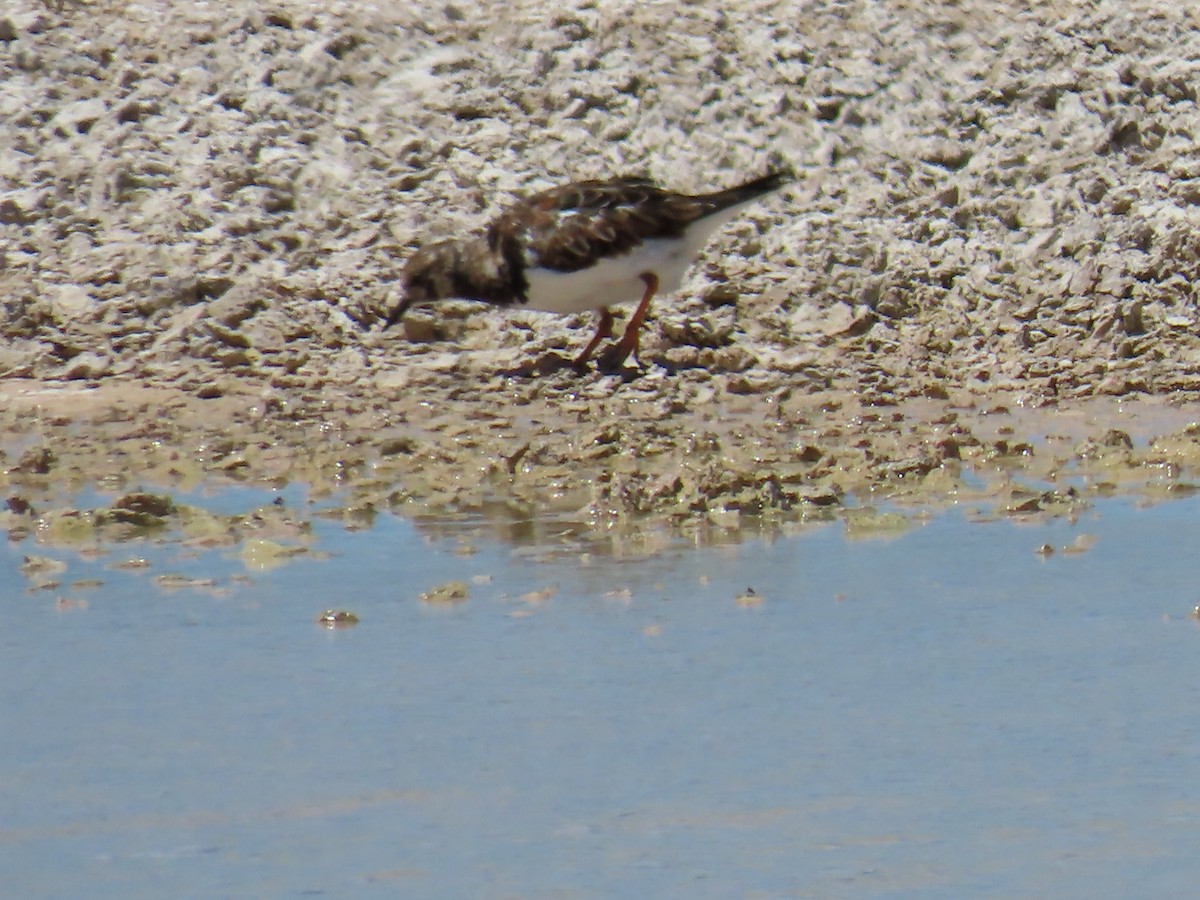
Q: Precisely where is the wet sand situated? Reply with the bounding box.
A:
[5,374,1200,568]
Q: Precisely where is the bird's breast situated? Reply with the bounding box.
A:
[522,237,698,314]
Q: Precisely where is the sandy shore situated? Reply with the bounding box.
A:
[4,1,1200,552]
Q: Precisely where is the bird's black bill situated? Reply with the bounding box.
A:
[381,298,413,330]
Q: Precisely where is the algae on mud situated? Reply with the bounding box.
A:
[5,378,1200,591]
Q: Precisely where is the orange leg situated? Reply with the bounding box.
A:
[609,272,659,367]
[574,307,614,367]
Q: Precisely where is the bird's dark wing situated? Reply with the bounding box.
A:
[486,178,709,274]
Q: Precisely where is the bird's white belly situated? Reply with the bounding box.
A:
[522,237,701,315]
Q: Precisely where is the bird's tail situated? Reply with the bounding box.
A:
[700,168,795,212]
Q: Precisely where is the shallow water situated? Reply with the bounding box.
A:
[4,491,1200,899]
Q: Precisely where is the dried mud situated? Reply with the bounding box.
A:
[4,1,1200,570]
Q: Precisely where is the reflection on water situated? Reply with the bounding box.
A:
[3,486,1200,899]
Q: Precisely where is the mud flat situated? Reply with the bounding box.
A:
[3,1,1200,556]
[5,377,1200,568]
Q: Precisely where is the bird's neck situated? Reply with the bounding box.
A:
[441,238,521,305]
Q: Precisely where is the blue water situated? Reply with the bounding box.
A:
[3,495,1199,899]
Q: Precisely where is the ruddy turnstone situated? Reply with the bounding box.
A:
[383,168,792,368]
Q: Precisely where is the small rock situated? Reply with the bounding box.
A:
[51,284,98,322]
[316,609,359,628]
[1018,193,1055,229]
[401,314,443,343]
[378,436,418,456]
[13,447,54,474]
[20,555,67,577]
[519,586,556,604]
[0,198,29,224]
[112,492,176,518]
[63,352,110,380]
[735,587,763,607]
[1100,429,1133,449]
[420,580,469,605]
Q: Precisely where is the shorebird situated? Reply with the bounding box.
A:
[383,168,792,368]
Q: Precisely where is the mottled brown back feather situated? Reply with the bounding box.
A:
[487,170,791,274]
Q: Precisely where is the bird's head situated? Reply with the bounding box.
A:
[381,241,460,330]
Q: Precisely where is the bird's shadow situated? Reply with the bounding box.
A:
[496,349,661,381]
